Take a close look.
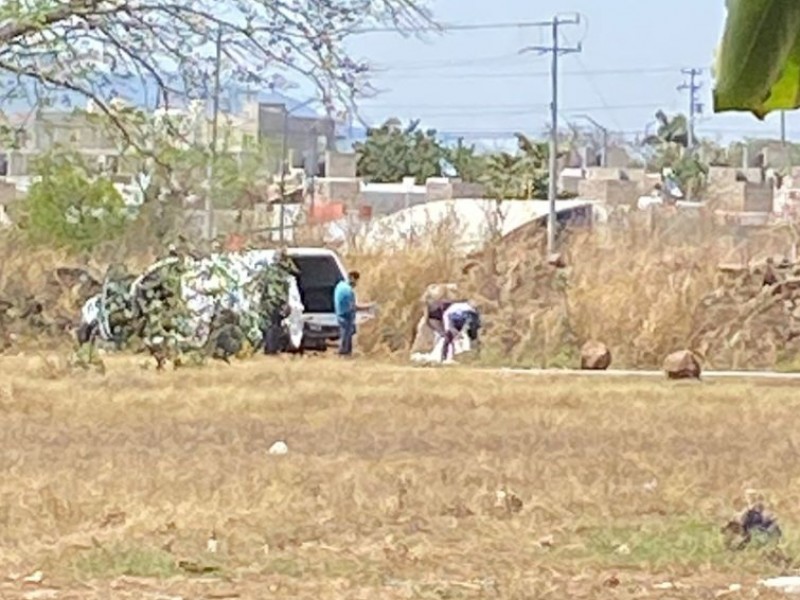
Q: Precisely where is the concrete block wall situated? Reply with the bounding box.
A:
[325,151,357,178]
[707,166,762,183]
[577,179,640,207]
[315,179,360,204]
[0,181,17,205]
[743,183,774,212]
[705,180,774,212]
[425,178,486,201]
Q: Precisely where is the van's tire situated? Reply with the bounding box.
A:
[301,338,328,352]
[76,322,97,345]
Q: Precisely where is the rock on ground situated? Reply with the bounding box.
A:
[580,341,611,370]
[663,350,701,379]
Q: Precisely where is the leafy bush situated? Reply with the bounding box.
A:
[23,150,130,252]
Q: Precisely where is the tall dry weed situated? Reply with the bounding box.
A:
[2,206,799,369]
[345,208,799,368]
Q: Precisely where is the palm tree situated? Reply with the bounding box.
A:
[643,110,689,148]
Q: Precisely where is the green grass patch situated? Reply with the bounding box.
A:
[71,543,179,579]
[567,517,795,571]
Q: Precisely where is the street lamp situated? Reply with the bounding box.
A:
[277,97,318,242]
[572,114,608,167]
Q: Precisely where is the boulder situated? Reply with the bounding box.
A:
[580,340,611,370]
[548,253,566,268]
[663,350,701,379]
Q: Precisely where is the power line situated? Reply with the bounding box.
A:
[358,102,668,115]
[343,126,794,141]
[381,66,707,80]
[349,20,556,34]
[372,52,524,70]
[570,53,622,132]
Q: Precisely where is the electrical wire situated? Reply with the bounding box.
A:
[380,65,709,80]
[358,102,667,114]
[370,52,527,71]
[349,20,557,34]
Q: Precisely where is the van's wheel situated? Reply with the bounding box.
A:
[302,339,327,352]
[76,322,97,345]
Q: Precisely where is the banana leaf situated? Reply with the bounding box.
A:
[713,0,800,118]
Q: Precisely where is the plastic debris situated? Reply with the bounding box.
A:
[268,441,288,455]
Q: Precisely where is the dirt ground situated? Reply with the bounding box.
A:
[1,353,800,599]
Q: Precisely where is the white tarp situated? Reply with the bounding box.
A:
[411,331,473,365]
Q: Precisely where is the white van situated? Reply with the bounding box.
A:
[78,247,372,351]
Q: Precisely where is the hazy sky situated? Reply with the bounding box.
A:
[329,0,790,145]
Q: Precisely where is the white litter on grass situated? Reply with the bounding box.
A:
[22,571,43,584]
[760,577,800,594]
[268,441,288,455]
[411,333,472,365]
[653,582,675,590]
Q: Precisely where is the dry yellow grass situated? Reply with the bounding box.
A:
[4,209,800,370]
[1,354,800,598]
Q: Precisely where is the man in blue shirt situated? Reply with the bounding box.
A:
[333,270,360,356]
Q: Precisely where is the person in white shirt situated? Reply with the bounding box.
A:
[437,300,481,362]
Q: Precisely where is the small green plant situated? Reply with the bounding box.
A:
[71,543,178,579]
[68,343,106,375]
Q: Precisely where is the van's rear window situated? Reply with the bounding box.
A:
[291,255,344,312]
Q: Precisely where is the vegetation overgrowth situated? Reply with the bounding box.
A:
[1,207,799,370]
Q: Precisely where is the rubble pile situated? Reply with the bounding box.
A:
[690,258,800,369]
[460,248,575,364]
[0,267,101,349]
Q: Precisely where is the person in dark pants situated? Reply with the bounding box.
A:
[425,299,457,338]
[438,301,481,363]
[333,271,360,356]
[263,302,286,354]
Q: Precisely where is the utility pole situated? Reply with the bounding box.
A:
[677,68,702,150]
[523,14,581,257]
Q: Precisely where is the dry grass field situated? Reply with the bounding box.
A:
[1,354,800,598]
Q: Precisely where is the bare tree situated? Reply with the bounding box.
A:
[0,0,432,144]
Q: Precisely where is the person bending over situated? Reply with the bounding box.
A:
[440,301,481,363]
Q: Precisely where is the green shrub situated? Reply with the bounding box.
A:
[24,150,130,252]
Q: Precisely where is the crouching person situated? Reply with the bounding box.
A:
[430,300,481,363]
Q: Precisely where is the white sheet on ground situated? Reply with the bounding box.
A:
[411,332,472,364]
